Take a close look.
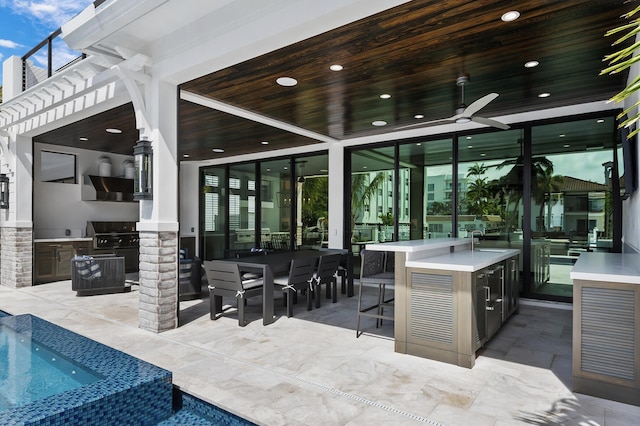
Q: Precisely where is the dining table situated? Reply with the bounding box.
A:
[219,249,350,325]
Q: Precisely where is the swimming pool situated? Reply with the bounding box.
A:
[0,314,173,425]
[0,324,102,410]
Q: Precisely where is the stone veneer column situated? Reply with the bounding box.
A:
[0,226,33,288]
[138,230,178,332]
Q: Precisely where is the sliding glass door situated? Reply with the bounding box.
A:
[529,117,615,299]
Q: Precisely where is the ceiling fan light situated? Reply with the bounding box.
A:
[456,117,471,124]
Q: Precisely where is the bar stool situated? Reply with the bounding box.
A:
[356,249,395,337]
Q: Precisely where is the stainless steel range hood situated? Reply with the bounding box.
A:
[81,175,137,202]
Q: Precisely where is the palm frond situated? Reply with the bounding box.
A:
[603,4,640,139]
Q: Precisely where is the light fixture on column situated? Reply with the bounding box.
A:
[0,173,9,209]
[133,138,152,200]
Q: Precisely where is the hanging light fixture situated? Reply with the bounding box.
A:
[133,138,153,200]
[0,173,9,209]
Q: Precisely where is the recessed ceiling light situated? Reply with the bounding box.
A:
[266,168,271,172]
[597,119,605,123]
[183,154,190,158]
[416,143,422,146]
[105,128,122,134]
[284,166,288,170]
[79,137,88,141]
[372,120,387,126]
[524,60,539,68]
[466,136,472,140]
[380,94,391,99]
[538,92,551,98]
[501,10,520,22]
[480,153,486,157]
[329,64,343,71]
[559,134,566,138]
[467,145,473,149]
[320,169,328,173]
[261,141,269,145]
[414,114,424,119]
[276,76,297,87]
[563,144,570,148]
[212,148,224,153]
[363,166,368,169]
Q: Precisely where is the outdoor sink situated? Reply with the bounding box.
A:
[475,248,508,253]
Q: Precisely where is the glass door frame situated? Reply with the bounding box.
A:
[344,109,623,303]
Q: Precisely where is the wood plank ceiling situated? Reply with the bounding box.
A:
[34,0,631,163]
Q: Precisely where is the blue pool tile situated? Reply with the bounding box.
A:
[0,314,173,425]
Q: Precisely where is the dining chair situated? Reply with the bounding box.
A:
[320,248,350,296]
[203,260,264,327]
[235,249,267,280]
[312,254,341,308]
[273,257,316,317]
[356,249,395,337]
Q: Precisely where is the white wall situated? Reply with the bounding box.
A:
[622,60,640,253]
[33,142,139,238]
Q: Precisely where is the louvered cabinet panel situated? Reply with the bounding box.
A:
[408,272,454,346]
[573,279,640,407]
[580,287,635,380]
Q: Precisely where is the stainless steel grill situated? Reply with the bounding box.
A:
[87,221,139,250]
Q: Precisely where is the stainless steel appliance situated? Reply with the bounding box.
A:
[484,264,504,340]
[87,221,139,272]
[473,263,506,349]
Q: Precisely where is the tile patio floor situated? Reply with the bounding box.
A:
[1,279,639,425]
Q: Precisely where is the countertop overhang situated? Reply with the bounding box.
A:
[365,238,471,253]
[405,248,521,272]
[570,252,640,284]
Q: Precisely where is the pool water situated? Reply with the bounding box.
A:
[0,324,102,411]
[0,311,255,425]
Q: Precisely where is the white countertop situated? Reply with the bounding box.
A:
[365,238,471,253]
[34,237,93,243]
[405,248,520,272]
[570,252,640,284]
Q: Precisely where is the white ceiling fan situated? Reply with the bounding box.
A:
[397,74,510,130]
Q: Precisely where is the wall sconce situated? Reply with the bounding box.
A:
[0,173,9,209]
[133,138,152,200]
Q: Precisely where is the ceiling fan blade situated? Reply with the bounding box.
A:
[463,92,499,117]
[471,116,510,130]
[395,117,454,130]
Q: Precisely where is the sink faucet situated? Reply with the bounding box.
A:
[470,229,483,251]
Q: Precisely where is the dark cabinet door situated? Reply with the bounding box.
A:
[503,257,519,319]
[473,271,488,349]
[56,244,75,278]
[34,244,56,284]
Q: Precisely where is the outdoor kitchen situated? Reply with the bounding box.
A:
[33,143,140,285]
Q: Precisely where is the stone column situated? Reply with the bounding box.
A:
[0,226,33,288]
[138,230,178,332]
[135,79,180,332]
[0,133,34,288]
